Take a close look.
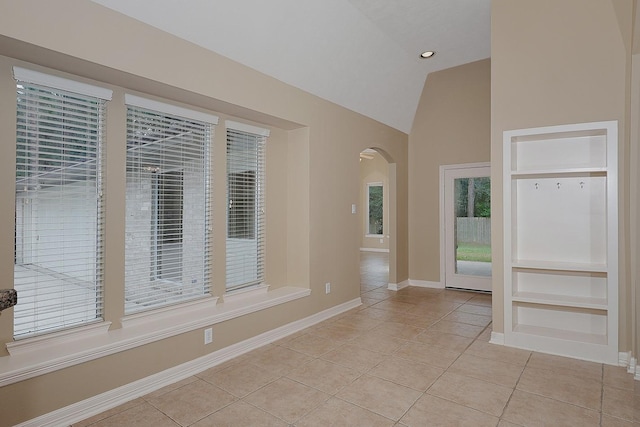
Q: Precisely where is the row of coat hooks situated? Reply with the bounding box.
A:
[534,181,585,189]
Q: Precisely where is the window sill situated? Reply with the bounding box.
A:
[6,321,113,356]
[0,286,311,387]
[223,283,269,303]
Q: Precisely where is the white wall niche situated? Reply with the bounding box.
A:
[503,120,618,364]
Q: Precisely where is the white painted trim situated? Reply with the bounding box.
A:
[441,163,492,291]
[439,165,446,287]
[628,357,637,375]
[439,162,491,289]
[489,331,505,345]
[13,66,113,100]
[225,120,270,137]
[6,322,112,356]
[631,53,639,385]
[387,280,409,291]
[359,247,390,253]
[120,297,219,329]
[124,93,219,124]
[15,297,361,427]
[365,181,384,235]
[223,283,270,303]
[409,279,444,289]
[0,287,310,387]
[619,351,631,368]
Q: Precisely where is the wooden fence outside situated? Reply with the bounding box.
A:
[456,217,491,245]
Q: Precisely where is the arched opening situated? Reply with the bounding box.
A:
[358,148,396,299]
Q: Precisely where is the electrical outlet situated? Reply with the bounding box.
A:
[325,282,331,294]
[204,327,213,345]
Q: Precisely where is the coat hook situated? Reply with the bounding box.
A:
[580,181,584,189]
[534,182,539,190]
[557,182,561,189]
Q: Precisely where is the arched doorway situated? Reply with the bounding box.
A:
[358,148,396,299]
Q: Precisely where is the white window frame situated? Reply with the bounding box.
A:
[225,120,269,292]
[124,95,216,314]
[1,69,312,389]
[12,67,112,339]
[366,182,384,236]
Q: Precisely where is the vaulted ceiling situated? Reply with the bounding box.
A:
[91,0,491,134]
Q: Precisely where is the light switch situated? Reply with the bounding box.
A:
[351,204,356,214]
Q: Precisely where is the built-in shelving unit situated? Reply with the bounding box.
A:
[503,121,618,364]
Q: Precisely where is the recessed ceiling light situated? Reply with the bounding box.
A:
[420,51,435,59]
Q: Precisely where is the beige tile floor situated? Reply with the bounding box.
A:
[75,253,639,426]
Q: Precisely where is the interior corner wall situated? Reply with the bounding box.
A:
[408,58,491,284]
[491,0,633,343]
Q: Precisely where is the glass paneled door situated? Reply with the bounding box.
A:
[443,164,492,292]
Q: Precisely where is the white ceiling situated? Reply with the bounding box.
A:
[91,0,491,134]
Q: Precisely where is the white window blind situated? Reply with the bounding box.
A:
[226,122,268,290]
[14,74,109,339]
[125,99,214,314]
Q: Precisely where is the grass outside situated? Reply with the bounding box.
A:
[456,242,492,263]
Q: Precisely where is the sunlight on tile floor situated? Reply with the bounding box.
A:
[74,252,638,426]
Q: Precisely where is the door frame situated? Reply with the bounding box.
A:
[439,162,491,291]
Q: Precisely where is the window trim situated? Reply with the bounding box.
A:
[13,67,113,100]
[366,181,384,236]
[13,69,111,338]
[124,94,218,125]
[2,68,311,393]
[124,98,216,314]
[2,286,311,387]
[225,121,269,291]
[225,120,270,137]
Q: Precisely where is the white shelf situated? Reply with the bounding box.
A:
[513,324,608,346]
[512,292,607,310]
[512,260,607,273]
[503,120,618,365]
[510,167,607,177]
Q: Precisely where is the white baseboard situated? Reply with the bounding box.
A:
[620,354,640,381]
[409,279,444,289]
[15,298,362,427]
[619,351,631,367]
[629,357,638,380]
[489,332,505,345]
[360,248,390,253]
[2,287,311,388]
[387,280,409,291]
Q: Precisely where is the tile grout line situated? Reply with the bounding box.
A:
[496,349,532,426]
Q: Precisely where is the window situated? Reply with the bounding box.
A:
[13,68,112,339]
[226,121,268,290]
[125,95,217,314]
[367,183,383,235]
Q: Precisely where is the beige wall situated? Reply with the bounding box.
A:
[491,0,634,356]
[0,1,409,424]
[409,59,491,283]
[359,152,390,250]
